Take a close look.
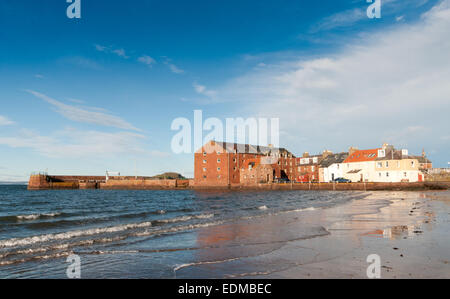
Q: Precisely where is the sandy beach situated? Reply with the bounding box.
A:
[175,190,450,279]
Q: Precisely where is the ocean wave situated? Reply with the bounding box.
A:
[154,213,214,224]
[0,212,215,249]
[0,221,153,249]
[0,213,64,222]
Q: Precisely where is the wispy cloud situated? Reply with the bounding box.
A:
[26,90,141,131]
[168,63,184,74]
[112,48,129,59]
[162,57,184,74]
[64,56,103,70]
[0,116,14,126]
[310,8,366,32]
[0,128,147,159]
[137,55,156,67]
[95,44,130,59]
[193,82,217,98]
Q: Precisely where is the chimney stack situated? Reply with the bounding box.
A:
[348,147,358,156]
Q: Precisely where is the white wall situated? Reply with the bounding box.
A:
[373,170,421,182]
[323,163,345,182]
[342,161,377,182]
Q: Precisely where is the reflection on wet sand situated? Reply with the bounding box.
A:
[176,191,449,278]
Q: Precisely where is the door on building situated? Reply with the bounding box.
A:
[418,173,423,182]
[331,173,335,182]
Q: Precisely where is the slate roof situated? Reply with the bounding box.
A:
[319,152,349,168]
[213,141,294,157]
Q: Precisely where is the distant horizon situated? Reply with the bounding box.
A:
[1,0,449,182]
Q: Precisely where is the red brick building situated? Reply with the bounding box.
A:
[294,151,330,182]
[194,141,295,187]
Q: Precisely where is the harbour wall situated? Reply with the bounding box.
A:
[27,175,448,191]
[27,175,191,190]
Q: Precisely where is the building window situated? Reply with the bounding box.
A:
[311,166,315,172]
[386,161,389,167]
[233,158,236,163]
[203,175,207,179]
[404,172,407,177]
[233,167,237,171]
[203,168,206,172]
[411,161,415,167]
[217,159,221,163]
[217,167,221,171]
[386,172,389,177]
[218,175,221,179]
[377,162,382,168]
[203,160,207,164]
[203,152,207,156]
[379,173,382,177]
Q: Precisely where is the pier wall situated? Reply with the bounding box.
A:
[28,175,191,190]
[28,174,448,191]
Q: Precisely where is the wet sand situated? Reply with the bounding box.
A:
[175,191,450,279]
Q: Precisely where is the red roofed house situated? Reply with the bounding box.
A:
[342,146,381,182]
[342,144,423,182]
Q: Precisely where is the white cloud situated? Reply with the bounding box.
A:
[138,55,156,67]
[95,44,130,59]
[95,44,107,52]
[113,48,129,59]
[168,63,184,74]
[26,90,141,132]
[210,0,450,157]
[162,57,184,74]
[193,82,217,98]
[0,128,148,159]
[0,116,14,126]
[311,8,366,32]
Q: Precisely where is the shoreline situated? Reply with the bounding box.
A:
[173,190,450,278]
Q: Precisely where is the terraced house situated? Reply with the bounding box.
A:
[342,144,423,183]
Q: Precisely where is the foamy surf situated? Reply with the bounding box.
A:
[15,213,62,221]
[0,213,215,249]
[154,213,214,224]
[0,221,153,249]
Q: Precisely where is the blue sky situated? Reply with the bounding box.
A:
[0,0,449,181]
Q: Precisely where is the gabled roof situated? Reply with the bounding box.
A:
[320,152,349,168]
[344,149,380,163]
[197,141,294,156]
[375,149,412,161]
